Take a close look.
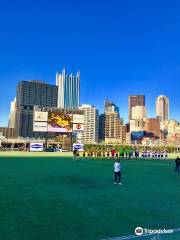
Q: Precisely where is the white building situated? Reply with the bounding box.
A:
[8,97,16,128]
[130,119,145,132]
[168,119,179,135]
[156,95,169,122]
[79,104,99,144]
[160,119,179,136]
[56,69,80,109]
[131,106,147,120]
[160,120,169,136]
[175,125,180,134]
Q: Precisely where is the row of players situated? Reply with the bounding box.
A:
[74,149,168,158]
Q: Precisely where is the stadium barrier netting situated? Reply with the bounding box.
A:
[101,228,180,240]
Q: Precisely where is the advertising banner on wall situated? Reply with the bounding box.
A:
[48,112,73,132]
[30,143,44,152]
[73,114,84,124]
[33,122,48,132]
[34,111,48,122]
[73,143,84,152]
[73,123,84,131]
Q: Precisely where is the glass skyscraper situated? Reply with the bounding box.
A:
[56,69,80,109]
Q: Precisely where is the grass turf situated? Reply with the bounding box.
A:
[0,157,179,240]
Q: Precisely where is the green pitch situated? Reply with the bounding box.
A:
[0,156,179,240]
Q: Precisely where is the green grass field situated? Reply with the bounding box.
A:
[0,156,179,240]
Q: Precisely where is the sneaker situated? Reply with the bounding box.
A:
[114,182,117,184]
[118,182,122,185]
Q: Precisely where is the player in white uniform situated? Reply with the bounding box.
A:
[114,160,122,185]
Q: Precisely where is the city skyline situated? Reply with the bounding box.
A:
[5,74,178,144]
[0,73,178,127]
[0,2,180,240]
[0,0,180,125]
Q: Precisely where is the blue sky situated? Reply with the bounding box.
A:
[0,0,180,126]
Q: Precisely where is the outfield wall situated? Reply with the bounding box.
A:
[0,151,178,159]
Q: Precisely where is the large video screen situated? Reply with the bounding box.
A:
[48,112,73,132]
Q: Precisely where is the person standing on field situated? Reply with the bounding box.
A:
[114,159,122,185]
[175,157,180,173]
[111,148,116,158]
[73,149,77,160]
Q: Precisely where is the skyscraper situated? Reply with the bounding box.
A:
[79,104,99,144]
[131,106,147,120]
[56,69,80,109]
[156,95,169,122]
[119,125,128,144]
[130,119,145,132]
[99,114,106,141]
[144,118,160,138]
[128,95,145,121]
[104,99,119,113]
[15,80,58,137]
[8,97,16,128]
[104,100,123,143]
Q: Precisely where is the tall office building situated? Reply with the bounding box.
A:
[8,97,16,128]
[56,69,80,109]
[105,99,119,113]
[167,119,179,135]
[119,125,128,144]
[131,106,147,120]
[130,119,145,132]
[98,100,120,142]
[105,112,121,140]
[15,80,58,137]
[156,95,169,122]
[144,118,160,138]
[99,114,105,141]
[128,95,145,121]
[104,100,122,143]
[79,104,99,144]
